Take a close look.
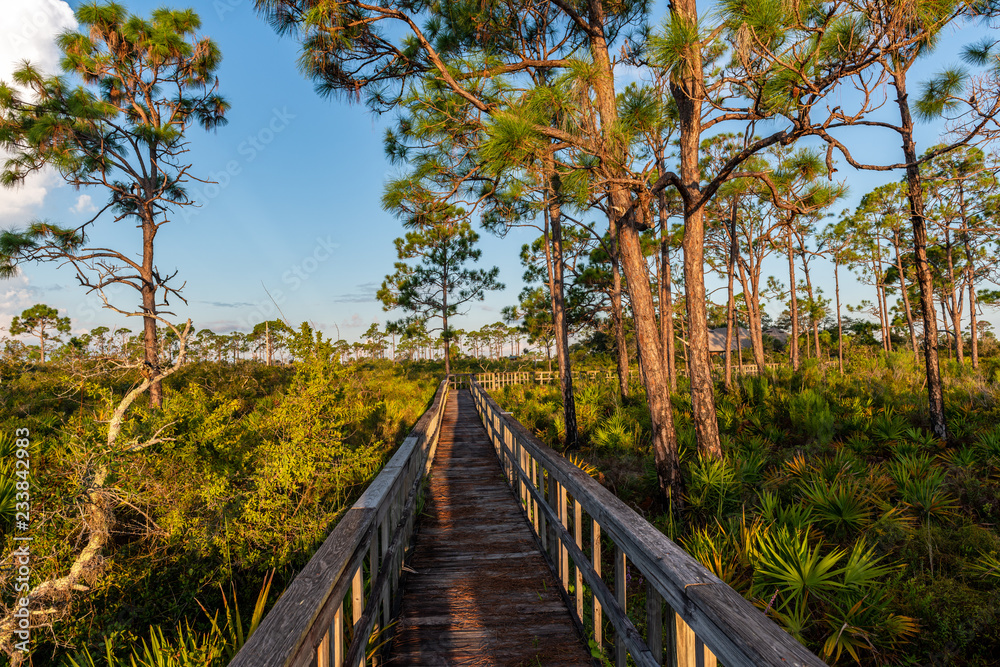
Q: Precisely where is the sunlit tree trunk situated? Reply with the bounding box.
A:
[724,201,737,389]
[587,0,682,501]
[658,192,678,391]
[834,258,845,373]
[893,69,947,439]
[671,0,722,458]
[141,212,162,407]
[737,260,767,372]
[892,231,919,360]
[543,161,579,449]
[609,223,630,397]
[786,228,800,371]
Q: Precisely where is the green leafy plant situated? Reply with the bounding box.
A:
[788,389,835,445]
[871,410,909,444]
[799,479,872,539]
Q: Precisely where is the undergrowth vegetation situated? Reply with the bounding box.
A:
[495,352,1000,666]
[0,341,435,665]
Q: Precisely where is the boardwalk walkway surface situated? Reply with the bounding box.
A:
[388,390,593,667]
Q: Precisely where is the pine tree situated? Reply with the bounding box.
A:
[378,212,503,376]
[0,1,228,407]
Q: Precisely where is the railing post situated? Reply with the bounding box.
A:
[334,604,345,667]
[592,518,602,652]
[615,546,626,667]
[530,457,539,535]
[647,582,662,664]
[574,499,583,623]
[559,484,569,594]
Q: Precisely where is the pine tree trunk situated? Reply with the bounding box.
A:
[724,201,737,389]
[835,260,845,373]
[661,219,678,390]
[657,166,677,391]
[443,257,451,377]
[609,223,630,397]
[786,228,800,371]
[669,0,722,459]
[893,231,919,360]
[587,0,683,502]
[142,217,162,408]
[737,260,767,372]
[965,237,979,369]
[893,70,947,440]
[800,252,820,360]
[266,321,273,366]
[544,166,579,449]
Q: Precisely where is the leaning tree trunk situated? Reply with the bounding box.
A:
[544,165,579,449]
[894,70,947,440]
[586,0,683,503]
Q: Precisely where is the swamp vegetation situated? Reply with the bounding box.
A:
[495,353,1000,665]
[0,346,436,666]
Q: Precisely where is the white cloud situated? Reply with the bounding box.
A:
[70,194,97,215]
[0,275,39,332]
[0,1,77,225]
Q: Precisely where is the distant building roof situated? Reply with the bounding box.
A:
[763,327,789,344]
[707,327,753,353]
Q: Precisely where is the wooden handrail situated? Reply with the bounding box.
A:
[461,364,799,389]
[230,379,450,667]
[467,377,827,667]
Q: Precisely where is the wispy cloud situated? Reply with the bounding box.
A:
[199,299,258,308]
[333,281,379,304]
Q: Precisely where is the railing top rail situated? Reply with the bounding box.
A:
[469,378,825,667]
[230,378,449,667]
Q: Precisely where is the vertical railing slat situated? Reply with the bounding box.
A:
[592,518,603,652]
[574,498,583,623]
[615,546,626,667]
[647,582,663,664]
[334,604,344,667]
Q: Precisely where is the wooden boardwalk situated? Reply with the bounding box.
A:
[388,390,593,667]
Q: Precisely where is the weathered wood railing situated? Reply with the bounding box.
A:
[230,379,450,667]
[465,376,827,667]
[467,363,787,389]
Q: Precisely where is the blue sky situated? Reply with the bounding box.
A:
[0,0,995,344]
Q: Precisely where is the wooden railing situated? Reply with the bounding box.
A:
[469,363,788,389]
[466,376,827,667]
[230,379,450,667]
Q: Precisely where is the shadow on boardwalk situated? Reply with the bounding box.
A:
[388,390,592,667]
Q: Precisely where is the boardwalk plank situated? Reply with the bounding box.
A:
[388,390,592,667]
